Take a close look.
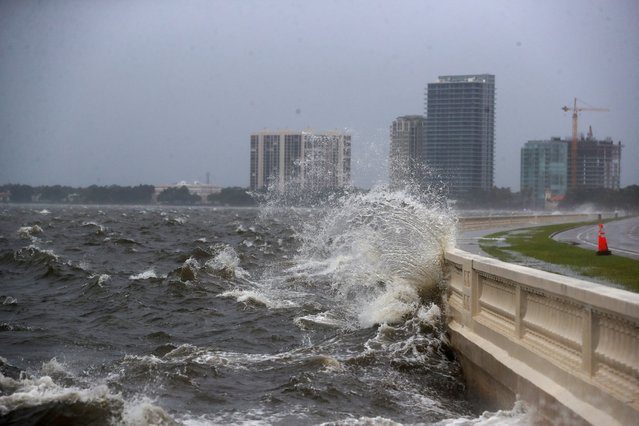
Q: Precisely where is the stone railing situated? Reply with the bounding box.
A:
[444,248,639,425]
[457,213,602,231]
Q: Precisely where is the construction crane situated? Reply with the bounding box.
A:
[561,98,609,190]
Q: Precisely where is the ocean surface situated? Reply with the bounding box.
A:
[0,189,531,425]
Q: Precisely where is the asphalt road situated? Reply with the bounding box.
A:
[551,216,639,260]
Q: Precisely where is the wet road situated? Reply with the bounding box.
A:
[552,216,639,260]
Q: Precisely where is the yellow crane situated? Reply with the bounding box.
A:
[561,98,609,190]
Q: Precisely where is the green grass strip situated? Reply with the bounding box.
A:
[479,221,639,292]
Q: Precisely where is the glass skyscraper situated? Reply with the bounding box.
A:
[424,74,495,196]
[521,136,621,208]
[520,138,568,209]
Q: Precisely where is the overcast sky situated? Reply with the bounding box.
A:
[1,0,638,190]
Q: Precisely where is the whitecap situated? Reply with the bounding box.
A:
[165,216,187,225]
[294,312,348,330]
[219,289,297,309]
[205,246,250,279]
[81,221,106,234]
[17,225,43,239]
[219,289,268,306]
[129,268,163,280]
[122,354,165,366]
[179,257,200,281]
[416,303,441,325]
[86,273,111,287]
[0,375,114,417]
[2,296,17,305]
[119,396,177,426]
[435,400,534,425]
[318,416,403,426]
[0,370,178,425]
[358,279,421,328]
[40,358,73,379]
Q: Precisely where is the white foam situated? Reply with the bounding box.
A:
[205,246,249,279]
[81,221,106,233]
[318,416,403,425]
[129,268,163,280]
[2,296,17,305]
[287,187,455,328]
[219,289,296,309]
[436,400,534,425]
[164,215,187,225]
[15,244,58,261]
[40,358,73,379]
[358,279,420,328]
[0,369,179,425]
[416,303,441,324]
[119,395,177,426]
[0,374,113,416]
[17,225,43,239]
[294,312,348,330]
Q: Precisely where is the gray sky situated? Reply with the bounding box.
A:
[1,0,638,190]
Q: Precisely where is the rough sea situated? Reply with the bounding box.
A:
[0,188,532,425]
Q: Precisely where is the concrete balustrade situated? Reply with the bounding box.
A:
[458,213,602,231]
[444,247,639,425]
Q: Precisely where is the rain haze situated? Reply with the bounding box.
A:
[1,0,638,190]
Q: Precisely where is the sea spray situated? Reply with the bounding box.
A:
[281,185,457,328]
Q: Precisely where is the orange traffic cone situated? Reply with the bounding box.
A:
[596,223,611,256]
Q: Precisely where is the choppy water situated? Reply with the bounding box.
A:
[0,188,532,425]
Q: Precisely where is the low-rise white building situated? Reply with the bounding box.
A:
[153,181,222,203]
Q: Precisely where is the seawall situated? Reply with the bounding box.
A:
[443,247,639,425]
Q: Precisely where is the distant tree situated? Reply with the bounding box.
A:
[38,185,75,203]
[4,184,34,202]
[78,184,155,204]
[131,185,155,203]
[207,187,256,206]
[0,183,155,204]
[560,186,639,212]
[456,186,519,209]
[157,186,201,205]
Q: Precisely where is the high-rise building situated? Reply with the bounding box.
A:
[570,137,621,190]
[521,136,622,208]
[389,115,426,188]
[424,74,495,196]
[521,138,568,209]
[250,130,351,191]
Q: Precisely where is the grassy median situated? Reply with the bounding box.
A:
[479,221,639,292]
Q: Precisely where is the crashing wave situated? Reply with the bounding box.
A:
[289,186,456,328]
[17,225,44,239]
[205,245,249,279]
[0,360,178,425]
[179,257,200,281]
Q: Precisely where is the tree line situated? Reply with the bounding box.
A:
[1,183,636,210]
[0,184,257,206]
[454,185,639,212]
